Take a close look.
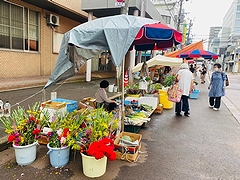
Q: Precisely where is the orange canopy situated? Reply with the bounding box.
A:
[164,40,203,58]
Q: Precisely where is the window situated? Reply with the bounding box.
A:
[0,1,39,51]
[235,20,240,26]
[237,5,240,11]
[237,12,240,19]
[234,27,240,33]
[161,15,171,24]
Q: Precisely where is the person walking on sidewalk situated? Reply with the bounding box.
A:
[208,63,226,111]
[199,64,207,84]
[175,63,194,117]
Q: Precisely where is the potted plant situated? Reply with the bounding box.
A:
[46,111,75,168]
[143,83,162,97]
[0,102,48,165]
[125,83,141,98]
[68,107,119,178]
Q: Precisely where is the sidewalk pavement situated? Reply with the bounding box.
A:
[0,71,116,92]
[205,71,240,124]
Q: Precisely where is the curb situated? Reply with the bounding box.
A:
[0,135,10,152]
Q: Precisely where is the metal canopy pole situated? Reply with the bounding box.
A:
[121,58,125,132]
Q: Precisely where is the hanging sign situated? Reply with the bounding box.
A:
[115,0,125,7]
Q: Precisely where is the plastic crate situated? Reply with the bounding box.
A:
[52,98,78,112]
[124,125,142,133]
[189,90,200,99]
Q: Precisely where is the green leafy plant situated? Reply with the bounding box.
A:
[0,102,48,146]
[67,107,119,160]
[125,83,141,94]
[163,74,176,87]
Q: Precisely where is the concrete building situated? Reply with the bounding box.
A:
[208,26,221,51]
[0,0,89,79]
[0,0,179,80]
[151,0,179,29]
[220,0,240,72]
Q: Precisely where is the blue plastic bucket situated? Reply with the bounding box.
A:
[47,144,70,168]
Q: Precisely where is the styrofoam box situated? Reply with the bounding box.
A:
[138,97,159,110]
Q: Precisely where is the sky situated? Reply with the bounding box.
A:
[183,0,233,49]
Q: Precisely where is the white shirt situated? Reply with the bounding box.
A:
[177,69,193,96]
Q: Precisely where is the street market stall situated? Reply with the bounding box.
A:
[40,14,182,163]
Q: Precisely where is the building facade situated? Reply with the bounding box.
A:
[219,0,240,72]
[0,0,89,79]
[208,26,221,51]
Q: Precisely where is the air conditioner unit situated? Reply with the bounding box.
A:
[47,14,59,26]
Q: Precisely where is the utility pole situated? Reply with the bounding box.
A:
[121,0,129,15]
[186,19,192,45]
[176,0,184,31]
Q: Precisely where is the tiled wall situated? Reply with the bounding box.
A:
[0,0,81,78]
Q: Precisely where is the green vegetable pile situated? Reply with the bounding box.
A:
[163,74,176,87]
[122,135,132,142]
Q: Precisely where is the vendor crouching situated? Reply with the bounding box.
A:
[95,80,117,112]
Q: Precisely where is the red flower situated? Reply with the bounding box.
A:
[63,128,69,137]
[80,122,86,128]
[8,134,15,142]
[32,129,40,135]
[86,138,116,161]
[107,151,117,161]
[29,115,35,121]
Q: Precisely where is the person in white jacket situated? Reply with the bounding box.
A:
[175,63,194,117]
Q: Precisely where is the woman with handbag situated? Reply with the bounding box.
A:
[175,63,194,117]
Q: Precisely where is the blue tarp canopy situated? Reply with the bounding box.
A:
[44,15,158,88]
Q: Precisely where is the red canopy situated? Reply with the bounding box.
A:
[133,23,182,51]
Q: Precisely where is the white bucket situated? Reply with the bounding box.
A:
[108,85,114,92]
[13,141,38,165]
[113,86,118,92]
[51,92,57,100]
[81,153,107,178]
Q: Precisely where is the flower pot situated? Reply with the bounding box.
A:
[47,144,70,168]
[13,141,38,165]
[127,94,140,98]
[81,153,107,178]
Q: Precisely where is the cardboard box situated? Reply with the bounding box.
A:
[41,101,67,122]
[114,132,142,162]
[41,101,66,109]
[52,98,78,112]
[38,135,49,145]
[80,97,96,108]
[154,104,163,114]
[115,150,139,162]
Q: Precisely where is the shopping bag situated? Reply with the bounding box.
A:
[167,83,182,103]
[225,75,229,86]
